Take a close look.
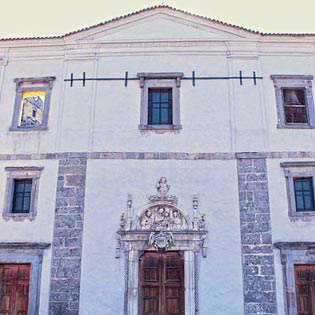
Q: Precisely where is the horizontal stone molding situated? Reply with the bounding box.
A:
[5,166,44,171]
[274,242,315,250]
[0,151,315,161]
[270,74,314,80]
[0,242,50,250]
[235,152,267,159]
[280,161,315,168]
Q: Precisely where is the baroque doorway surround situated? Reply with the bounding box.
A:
[116,177,207,315]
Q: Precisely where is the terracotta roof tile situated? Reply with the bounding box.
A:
[0,5,314,41]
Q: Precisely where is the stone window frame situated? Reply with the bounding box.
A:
[281,161,315,220]
[0,242,50,315]
[137,72,183,132]
[3,166,43,221]
[10,77,56,131]
[274,242,315,315]
[271,75,315,129]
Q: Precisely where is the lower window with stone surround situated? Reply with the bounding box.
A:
[275,242,315,315]
[281,162,315,220]
[3,167,43,221]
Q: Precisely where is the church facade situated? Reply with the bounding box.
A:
[0,5,315,315]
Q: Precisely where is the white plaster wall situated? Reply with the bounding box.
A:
[80,159,243,315]
[230,57,268,152]
[89,54,232,153]
[1,40,315,154]
[58,59,98,152]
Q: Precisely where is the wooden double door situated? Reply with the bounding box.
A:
[139,251,184,315]
[295,264,315,315]
[0,264,30,315]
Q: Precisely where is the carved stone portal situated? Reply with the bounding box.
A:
[116,177,207,315]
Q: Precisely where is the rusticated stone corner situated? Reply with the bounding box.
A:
[48,158,87,315]
[237,157,277,315]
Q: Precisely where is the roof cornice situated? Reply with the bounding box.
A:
[1,5,315,42]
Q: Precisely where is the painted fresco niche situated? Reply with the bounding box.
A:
[19,90,45,128]
[10,77,55,131]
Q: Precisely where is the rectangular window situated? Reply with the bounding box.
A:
[281,162,315,220]
[283,88,308,124]
[294,177,315,212]
[148,88,172,125]
[137,72,183,132]
[3,167,43,221]
[271,75,315,128]
[12,179,33,214]
[10,77,55,131]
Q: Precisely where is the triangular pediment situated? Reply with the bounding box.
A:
[66,7,258,42]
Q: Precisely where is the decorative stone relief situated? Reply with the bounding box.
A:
[139,205,187,231]
[149,231,174,251]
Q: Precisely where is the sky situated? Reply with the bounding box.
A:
[1,0,315,38]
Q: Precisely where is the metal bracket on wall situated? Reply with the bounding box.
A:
[64,70,262,87]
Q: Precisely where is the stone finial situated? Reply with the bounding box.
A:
[123,194,133,231]
[156,177,170,196]
[198,213,206,230]
[193,195,199,210]
[202,236,207,258]
[149,177,178,204]
[192,195,206,231]
[115,240,121,258]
